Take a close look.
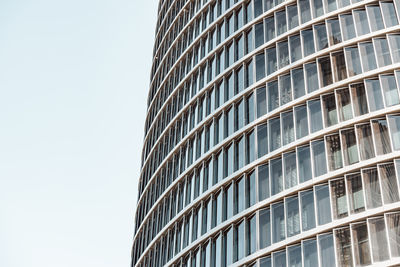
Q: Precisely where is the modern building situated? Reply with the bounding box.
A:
[131,0,400,266]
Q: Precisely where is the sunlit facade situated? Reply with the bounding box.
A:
[132,0,400,266]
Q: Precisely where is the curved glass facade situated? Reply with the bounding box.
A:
[132,0,400,266]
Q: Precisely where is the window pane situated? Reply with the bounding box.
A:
[315,184,332,225]
[255,53,265,81]
[234,177,245,214]
[340,14,356,41]
[337,88,353,121]
[235,100,244,131]
[327,19,342,46]
[344,47,362,77]
[381,74,400,107]
[352,223,372,266]
[271,157,283,196]
[278,41,289,69]
[341,128,359,165]
[264,16,275,43]
[302,29,315,57]
[312,0,324,18]
[256,87,267,118]
[268,80,279,112]
[287,5,299,30]
[330,178,348,219]
[335,228,354,266]
[303,239,318,267]
[223,227,233,266]
[305,63,319,93]
[308,99,323,133]
[326,134,343,171]
[379,163,400,204]
[284,151,297,189]
[247,171,256,208]
[273,250,286,267]
[322,93,338,127]
[247,215,257,255]
[300,190,316,231]
[389,34,400,63]
[354,9,370,36]
[266,47,277,75]
[276,10,287,36]
[350,83,368,116]
[332,51,347,82]
[318,234,335,267]
[295,105,308,140]
[258,164,270,201]
[381,2,399,27]
[368,217,390,263]
[298,145,312,183]
[367,5,384,31]
[318,57,333,87]
[389,114,400,150]
[360,42,377,71]
[299,0,312,23]
[314,24,328,51]
[362,168,382,209]
[279,73,292,106]
[386,212,400,257]
[374,38,392,67]
[356,124,375,161]
[272,202,285,243]
[255,22,264,48]
[292,68,305,99]
[245,93,254,124]
[371,118,392,155]
[224,183,234,220]
[269,117,281,152]
[288,245,302,267]
[246,130,255,164]
[259,208,271,249]
[365,79,384,111]
[257,123,268,158]
[234,220,245,262]
[286,196,300,237]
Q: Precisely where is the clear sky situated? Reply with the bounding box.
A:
[0,1,158,266]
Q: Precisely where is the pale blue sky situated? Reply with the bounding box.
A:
[0,1,157,266]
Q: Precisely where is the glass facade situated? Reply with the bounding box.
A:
[132,0,400,266]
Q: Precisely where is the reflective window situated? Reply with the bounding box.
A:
[302,29,315,57]
[322,93,338,127]
[286,196,300,237]
[235,137,244,171]
[318,234,335,267]
[381,74,400,107]
[332,51,347,82]
[312,0,324,18]
[234,177,245,214]
[334,228,353,266]
[247,215,257,255]
[258,164,270,201]
[341,128,359,165]
[273,250,286,267]
[374,38,392,67]
[314,24,328,51]
[269,117,281,152]
[295,105,308,140]
[266,47,277,75]
[246,130,255,164]
[272,202,285,243]
[367,5,385,31]
[256,87,266,119]
[344,46,362,77]
[379,163,400,204]
[350,83,368,116]
[352,222,372,266]
[264,16,275,43]
[318,57,333,87]
[257,123,268,158]
[353,9,370,36]
[315,184,331,225]
[340,13,356,41]
[305,62,319,93]
[255,52,265,81]
[330,178,348,219]
[381,1,399,27]
[386,212,400,257]
[327,19,342,46]
[298,145,312,183]
[365,79,384,111]
[271,157,283,196]
[300,190,316,231]
[276,10,287,36]
[278,41,289,69]
[268,80,279,112]
[389,114,400,150]
[283,151,297,189]
[356,123,375,161]
[279,73,292,106]
[287,5,299,30]
[371,118,392,155]
[247,171,256,208]
[308,99,323,133]
[245,93,255,124]
[388,34,400,63]
[259,208,271,249]
[303,239,318,267]
[299,0,312,24]
[255,22,264,48]
[292,68,305,99]
[359,42,377,71]
[234,220,245,262]
[288,245,302,267]
[326,134,343,171]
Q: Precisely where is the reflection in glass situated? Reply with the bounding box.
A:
[271,157,283,196]
[362,168,382,208]
[345,47,362,77]
[327,19,342,45]
[308,99,323,133]
[302,29,315,57]
[389,34,400,63]
[303,239,318,267]
[259,208,271,249]
[298,146,312,183]
[365,79,384,111]
[341,129,359,165]
[356,124,375,161]
[353,9,370,36]
[386,212,400,257]
[331,178,348,219]
[272,202,285,243]
[367,5,385,31]
[326,134,343,171]
[292,68,305,99]
[332,51,347,82]
[372,119,392,155]
[369,217,390,262]
[258,164,269,201]
[374,38,392,67]
[257,123,268,158]
[279,74,292,106]
[289,35,302,63]
[282,112,294,146]
[268,80,279,112]
[286,196,300,237]
[315,184,331,225]
[389,114,400,150]
[379,163,400,204]
[305,63,319,93]
[314,24,328,51]
[335,228,353,266]
[322,93,338,127]
[288,245,302,267]
[284,151,297,189]
[318,57,333,87]
[318,234,335,267]
[381,74,400,107]
[278,41,289,69]
[352,223,372,266]
[340,14,356,41]
[269,117,281,152]
[301,190,316,231]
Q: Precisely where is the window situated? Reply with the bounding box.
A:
[318,234,335,267]
[287,245,302,267]
[315,184,332,225]
[330,178,348,219]
[234,220,245,262]
[379,163,400,204]
[255,52,265,81]
[295,104,308,139]
[356,123,375,161]
[353,9,370,36]
[372,118,392,155]
[264,16,275,43]
[300,190,316,231]
[234,177,245,214]
[258,164,270,201]
[322,93,338,127]
[381,74,400,107]
[266,47,277,75]
[246,130,255,164]
[287,5,299,30]
[314,24,328,51]
[254,22,264,48]
[340,13,356,41]
[359,42,377,71]
[318,57,333,87]
[312,0,324,18]
[386,212,400,257]
[235,137,244,171]
[235,66,244,94]
[256,87,266,118]
[273,250,286,267]
[369,217,390,262]
[292,68,305,99]
[365,79,384,111]
[367,5,384,31]
[351,83,368,116]
[269,117,281,152]
[308,99,323,133]
[286,196,300,237]
[223,227,233,266]
[259,208,271,249]
[374,38,392,67]
[245,93,254,125]
[332,51,347,82]
[257,123,268,158]
[235,100,244,131]
[284,151,297,189]
[246,171,256,208]
[389,114,400,150]
[381,2,399,27]
[335,228,353,266]
[352,223,372,266]
[272,202,285,243]
[390,35,400,63]
[298,145,312,183]
[276,10,287,36]
[345,47,362,77]
[302,29,315,57]
[299,0,311,23]
[337,88,353,121]
[341,128,359,165]
[268,80,279,112]
[362,168,383,209]
[279,73,292,105]
[326,134,343,171]
[270,157,283,195]
[327,19,342,46]
[247,215,257,255]
[303,239,318,267]
[278,41,289,69]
